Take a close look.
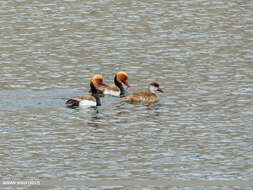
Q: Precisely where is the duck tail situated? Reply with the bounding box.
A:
[65,99,79,108]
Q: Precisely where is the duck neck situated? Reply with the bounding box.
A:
[90,82,101,106]
[93,93,101,106]
[114,75,125,96]
[90,82,98,94]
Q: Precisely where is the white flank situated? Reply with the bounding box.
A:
[103,89,120,97]
[79,100,96,108]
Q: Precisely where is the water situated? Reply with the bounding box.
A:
[0,0,253,189]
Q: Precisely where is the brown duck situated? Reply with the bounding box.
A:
[121,82,163,103]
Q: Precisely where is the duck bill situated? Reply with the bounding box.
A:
[124,80,130,88]
[101,82,108,87]
[157,88,163,93]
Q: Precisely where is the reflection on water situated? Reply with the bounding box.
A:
[0,0,253,189]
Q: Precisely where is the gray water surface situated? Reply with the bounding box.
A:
[0,0,253,189]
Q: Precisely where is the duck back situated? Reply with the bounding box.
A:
[122,90,158,103]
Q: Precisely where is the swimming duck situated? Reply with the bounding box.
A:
[121,82,163,103]
[102,72,130,97]
[65,74,108,108]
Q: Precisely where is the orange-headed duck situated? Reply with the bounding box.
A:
[102,72,130,97]
[66,74,108,108]
[121,82,163,103]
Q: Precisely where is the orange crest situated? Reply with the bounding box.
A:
[91,74,108,88]
[116,72,128,82]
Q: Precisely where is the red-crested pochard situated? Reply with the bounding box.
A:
[65,74,108,108]
[102,72,130,97]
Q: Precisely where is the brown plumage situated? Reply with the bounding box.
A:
[121,82,163,103]
[105,85,120,91]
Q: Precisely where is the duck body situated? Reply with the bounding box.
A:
[65,75,107,108]
[102,72,130,97]
[102,85,121,96]
[66,95,99,108]
[122,90,159,103]
[122,82,163,103]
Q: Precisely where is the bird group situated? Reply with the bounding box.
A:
[65,72,163,108]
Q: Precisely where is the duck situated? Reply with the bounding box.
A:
[65,74,108,108]
[102,72,130,97]
[121,82,163,103]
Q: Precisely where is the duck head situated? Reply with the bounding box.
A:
[116,72,130,88]
[149,82,163,93]
[90,74,108,94]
